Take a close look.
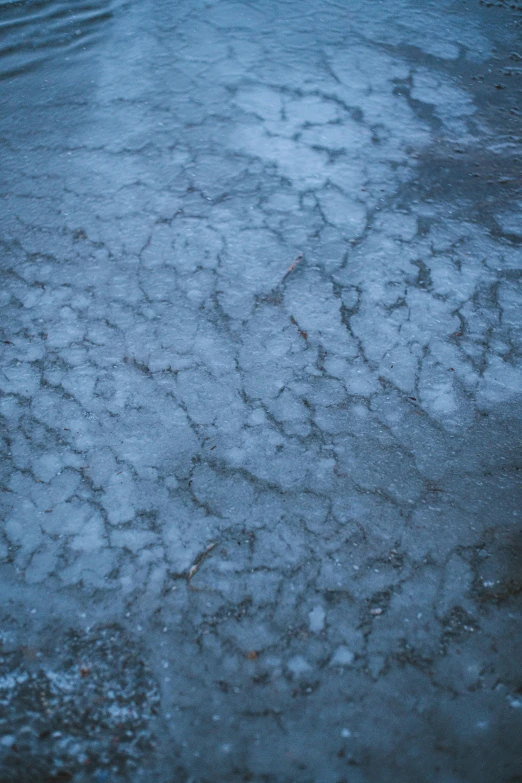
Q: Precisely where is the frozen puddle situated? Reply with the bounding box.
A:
[1,0,521,780]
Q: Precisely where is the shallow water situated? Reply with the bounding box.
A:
[1,1,522,781]
[0,0,122,79]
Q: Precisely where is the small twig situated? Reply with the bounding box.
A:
[281,253,303,284]
[188,542,217,582]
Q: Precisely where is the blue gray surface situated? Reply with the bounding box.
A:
[1,0,522,780]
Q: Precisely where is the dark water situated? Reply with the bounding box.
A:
[0,0,121,79]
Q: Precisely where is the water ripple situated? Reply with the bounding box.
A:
[0,0,121,80]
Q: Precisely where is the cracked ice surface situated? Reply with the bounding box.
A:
[1,0,522,780]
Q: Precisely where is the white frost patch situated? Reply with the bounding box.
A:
[495,205,522,238]
[330,647,355,667]
[233,86,283,122]
[25,547,58,584]
[287,656,312,676]
[477,356,522,408]
[0,364,40,398]
[308,605,326,633]
[0,672,28,690]
[317,189,367,239]
[31,453,64,483]
[411,69,475,136]
[101,472,136,525]
[46,671,76,693]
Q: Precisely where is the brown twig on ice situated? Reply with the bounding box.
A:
[281,253,303,283]
[188,542,217,582]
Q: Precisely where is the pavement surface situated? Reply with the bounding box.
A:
[1,1,522,781]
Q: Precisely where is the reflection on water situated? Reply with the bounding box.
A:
[0,0,119,79]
